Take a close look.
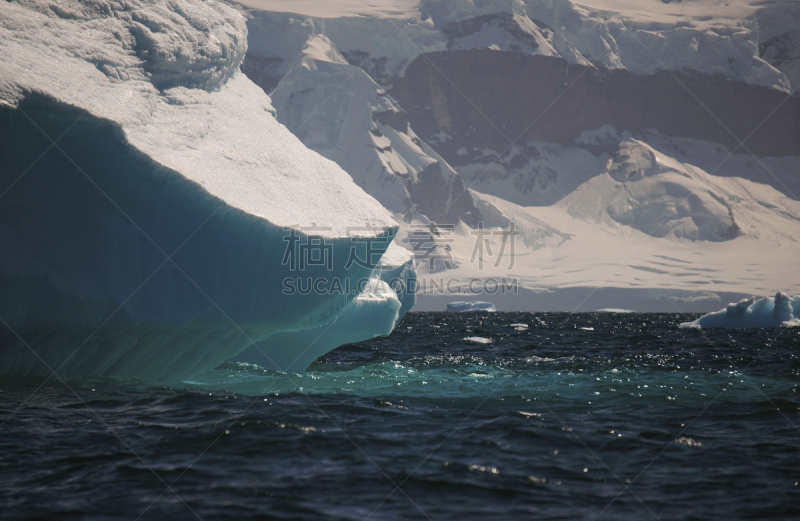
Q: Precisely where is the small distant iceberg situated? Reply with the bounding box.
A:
[680,292,800,329]
[446,301,496,312]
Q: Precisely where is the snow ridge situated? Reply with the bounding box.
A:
[235,0,796,92]
[269,34,479,225]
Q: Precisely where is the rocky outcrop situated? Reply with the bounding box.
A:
[407,161,479,226]
[756,1,800,91]
[388,51,800,165]
[239,54,284,93]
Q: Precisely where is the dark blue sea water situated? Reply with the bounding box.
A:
[2,312,799,520]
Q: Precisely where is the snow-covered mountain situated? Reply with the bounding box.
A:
[233,0,800,311]
[236,0,796,90]
[0,0,414,379]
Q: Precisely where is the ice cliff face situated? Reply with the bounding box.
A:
[0,0,414,380]
[231,242,415,372]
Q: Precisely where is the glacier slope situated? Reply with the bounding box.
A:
[402,133,800,311]
[269,34,479,225]
[0,0,411,381]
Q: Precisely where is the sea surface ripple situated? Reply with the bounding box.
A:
[1,312,799,520]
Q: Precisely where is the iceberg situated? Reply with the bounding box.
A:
[446,301,496,312]
[0,0,413,381]
[680,292,800,329]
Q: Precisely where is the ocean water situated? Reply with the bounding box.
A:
[1,312,799,520]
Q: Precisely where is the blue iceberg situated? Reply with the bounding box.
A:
[680,292,800,329]
[0,0,414,382]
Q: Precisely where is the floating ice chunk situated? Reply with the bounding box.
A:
[680,292,800,329]
[525,356,555,363]
[447,301,496,312]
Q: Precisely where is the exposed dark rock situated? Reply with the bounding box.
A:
[240,53,284,93]
[759,30,800,71]
[579,143,622,157]
[716,196,741,240]
[388,51,800,164]
[342,51,392,85]
[513,166,557,195]
[408,162,480,227]
[374,109,410,133]
[442,12,540,52]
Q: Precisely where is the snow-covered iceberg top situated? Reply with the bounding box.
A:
[0,0,395,236]
[680,292,800,329]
